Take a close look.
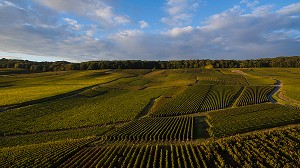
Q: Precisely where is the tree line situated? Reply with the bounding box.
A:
[1,56,300,71]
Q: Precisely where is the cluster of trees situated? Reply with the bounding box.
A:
[1,56,300,71]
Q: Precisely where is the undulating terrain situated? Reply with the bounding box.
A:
[0,68,300,167]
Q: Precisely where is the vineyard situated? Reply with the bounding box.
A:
[0,126,112,148]
[207,103,300,137]
[199,85,241,111]
[57,125,300,168]
[197,70,249,85]
[0,68,300,167]
[150,85,243,117]
[234,86,275,106]
[106,117,194,141]
[0,70,121,106]
[0,137,95,168]
[150,85,211,117]
[0,87,171,135]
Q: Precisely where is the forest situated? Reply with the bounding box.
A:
[1,56,300,72]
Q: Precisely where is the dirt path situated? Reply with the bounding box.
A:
[231,86,245,107]
[268,80,281,103]
[134,96,161,120]
[231,69,251,76]
[232,72,300,107]
[274,80,300,107]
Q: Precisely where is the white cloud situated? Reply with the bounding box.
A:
[240,0,259,8]
[1,0,24,10]
[164,26,194,37]
[35,0,130,28]
[85,25,97,37]
[139,20,149,29]
[161,0,199,26]
[63,18,81,30]
[277,3,300,15]
[250,5,274,16]
[109,29,143,39]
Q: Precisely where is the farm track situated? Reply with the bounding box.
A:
[268,80,281,103]
[231,69,251,76]
[265,79,300,108]
[231,69,299,106]
[229,86,244,107]
[134,96,161,120]
[231,70,281,105]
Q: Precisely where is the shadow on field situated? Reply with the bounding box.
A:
[194,116,210,139]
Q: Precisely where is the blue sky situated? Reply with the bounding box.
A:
[0,0,300,62]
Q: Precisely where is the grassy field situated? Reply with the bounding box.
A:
[0,68,299,167]
[0,69,126,106]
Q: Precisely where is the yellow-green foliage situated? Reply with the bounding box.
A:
[0,70,124,106]
[79,86,109,97]
[197,69,248,85]
[205,64,214,69]
[145,69,201,87]
[150,85,210,116]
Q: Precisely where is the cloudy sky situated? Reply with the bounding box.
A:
[0,0,300,62]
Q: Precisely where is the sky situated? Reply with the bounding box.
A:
[0,0,300,62]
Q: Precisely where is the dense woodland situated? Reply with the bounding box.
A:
[1,56,300,71]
